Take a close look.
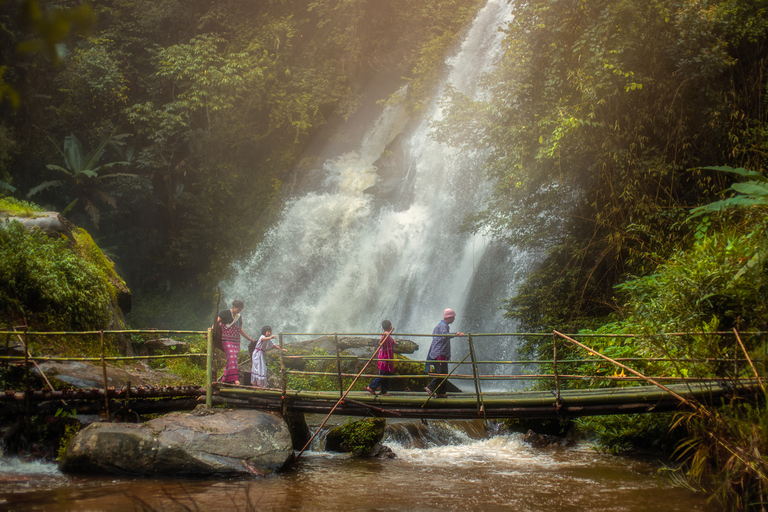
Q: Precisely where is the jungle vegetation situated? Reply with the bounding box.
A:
[432,0,768,509]
[0,0,482,328]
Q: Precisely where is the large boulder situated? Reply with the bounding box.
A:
[59,408,294,477]
[33,360,179,389]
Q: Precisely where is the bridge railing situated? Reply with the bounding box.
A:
[270,330,766,400]
[3,328,764,415]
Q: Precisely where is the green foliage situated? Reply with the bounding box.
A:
[140,334,208,385]
[30,130,136,229]
[615,213,768,334]
[15,0,95,65]
[0,220,112,331]
[55,410,80,461]
[690,166,768,217]
[577,413,680,454]
[0,196,44,216]
[437,0,768,332]
[670,400,768,511]
[56,36,130,125]
[270,347,350,392]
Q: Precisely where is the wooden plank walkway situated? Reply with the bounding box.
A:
[214,381,760,420]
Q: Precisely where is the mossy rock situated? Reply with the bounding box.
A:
[324,417,386,455]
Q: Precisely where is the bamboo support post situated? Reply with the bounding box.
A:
[278,333,288,416]
[467,334,486,424]
[553,333,561,406]
[23,329,30,433]
[334,334,343,398]
[3,328,9,369]
[100,330,110,421]
[733,328,765,393]
[206,328,213,407]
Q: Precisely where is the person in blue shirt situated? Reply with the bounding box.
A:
[425,308,465,398]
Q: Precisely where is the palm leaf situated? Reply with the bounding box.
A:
[46,134,65,160]
[82,130,125,172]
[61,198,79,217]
[63,133,84,172]
[27,179,66,197]
[45,164,74,176]
[699,166,768,182]
[95,172,138,181]
[96,162,133,172]
[730,181,768,198]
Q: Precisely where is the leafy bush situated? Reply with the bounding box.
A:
[0,220,112,331]
[0,197,45,216]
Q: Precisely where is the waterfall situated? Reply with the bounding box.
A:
[229,0,535,365]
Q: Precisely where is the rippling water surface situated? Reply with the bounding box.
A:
[0,420,713,512]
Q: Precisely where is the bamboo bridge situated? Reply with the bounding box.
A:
[1,328,765,422]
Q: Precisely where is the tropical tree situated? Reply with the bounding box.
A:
[28,130,137,228]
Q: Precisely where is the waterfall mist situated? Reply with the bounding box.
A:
[229,0,535,365]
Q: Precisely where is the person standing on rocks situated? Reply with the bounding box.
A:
[425,308,465,398]
[217,300,255,385]
[365,320,396,396]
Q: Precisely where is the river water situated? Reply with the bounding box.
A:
[0,418,713,512]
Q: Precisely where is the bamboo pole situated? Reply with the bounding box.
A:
[0,354,207,362]
[553,332,561,407]
[733,328,765,393]
[12,326,56,392]
[278,333,287,417]
[466,334,486,424]
[334,334,343,398]
[100,330,110,421]
[206,328,213,407]
[295,327,393,462]
[23,328,30,433]
[553,330,696,409]
[422,351,472,407]
[341,397,402,417]
[3,327,9,370]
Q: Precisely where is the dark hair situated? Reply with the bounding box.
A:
[381,320,392,331]
[261,325,273,336]
[232,299,244,309]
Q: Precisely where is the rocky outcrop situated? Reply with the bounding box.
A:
[2,211,76,242]
[59,408,294,477]
[293,335,418,357]
[522,429,574,448]
[33,360,178,389]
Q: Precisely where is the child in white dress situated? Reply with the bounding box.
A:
[250,325,285,387]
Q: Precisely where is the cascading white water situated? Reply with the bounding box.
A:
[230,0,535,365]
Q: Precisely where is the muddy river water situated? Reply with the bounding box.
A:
[0,418,714,512]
